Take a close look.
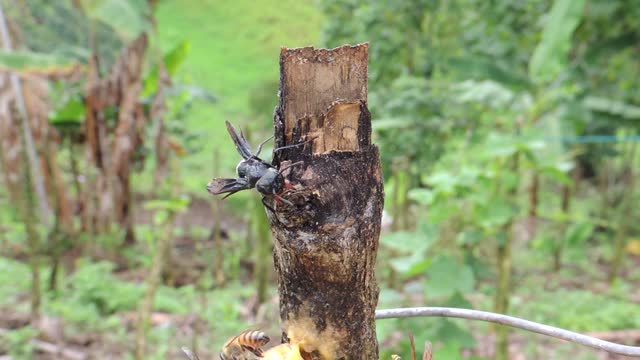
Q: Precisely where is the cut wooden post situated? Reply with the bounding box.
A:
[268,44,383,360]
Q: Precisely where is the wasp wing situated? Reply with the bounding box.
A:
[207,178,251,199]
[226,121,254,160]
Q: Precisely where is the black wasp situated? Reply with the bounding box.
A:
[207,121,303,208]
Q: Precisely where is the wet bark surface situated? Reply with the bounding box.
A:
[267,44,383,360]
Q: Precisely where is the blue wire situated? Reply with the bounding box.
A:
[547,135,640,144]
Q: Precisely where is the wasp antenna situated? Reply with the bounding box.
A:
[262,197,277,213]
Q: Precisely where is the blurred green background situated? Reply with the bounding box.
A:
[0,0,639,359]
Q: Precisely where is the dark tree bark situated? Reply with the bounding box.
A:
[267,44,383,360]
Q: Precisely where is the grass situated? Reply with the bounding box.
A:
[154,0,324,193]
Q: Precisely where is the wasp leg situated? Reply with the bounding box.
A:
[273,136,317,153]
[261,196,277,213]
[278,161,304,174]
[255,135,274,156]
[273,193,293,206]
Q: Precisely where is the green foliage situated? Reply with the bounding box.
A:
[323,0,639,356]
[517,286,640,332]
[382,229,433,276]
[0,258,30,305]
[564,221,594,247]
[1,1,638,358]
[0,51,78,72]
[1,326,36,359]
[4,0,122,70]
[529,0,586,83]
[54,261,143,318]
[583,96,640,120]
[426,255,475,299]
[144,196,190,212]
[142,40,192,97]
[79,0,151,41]
[48,93,86,129]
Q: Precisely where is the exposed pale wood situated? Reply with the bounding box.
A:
[278,45,368,146]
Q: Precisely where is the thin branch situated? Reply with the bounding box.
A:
[375,307,640,357]
[0,3,52,226]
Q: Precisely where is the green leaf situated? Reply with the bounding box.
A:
[477,199,514,229]
[539,163,572,184]
[481,134,518,158]
[163,41,191,77]
[583,96,640,120]
[380,231,431,253]
[143,41,192,97]
[426,256,475,299]
[144,196,190,212]
[445,292,474,308]
[565,221,594,246]
[0,51,78,72]
[434,319,476,348]
[456,231,483,246]
[80,0,150,41]
[390,254,431,277]
[153,210,169,225]
[407,188,434,205]
[529,0,586,83]
[448,56,531,91]
[49,95,85,125]
[372,117,413,131]
[451,80,515,109]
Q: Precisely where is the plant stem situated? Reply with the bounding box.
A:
[494,225,512,360]
[0,4,52,226]
[68,138,82,202]
[554,182,571,271]
[608,141,636,283]
[18,110,41,325]
[134,213,174,359]
[527,173,539,241]
[135,158,179,359]
[494,152,518,360]
[211,148,225,285]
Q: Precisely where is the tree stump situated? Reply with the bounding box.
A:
[267,44,383,360]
